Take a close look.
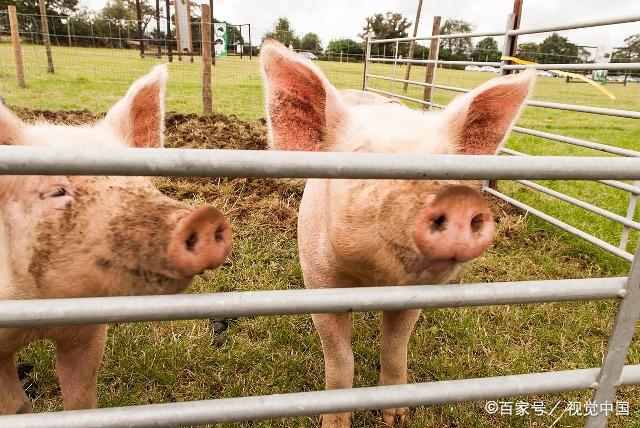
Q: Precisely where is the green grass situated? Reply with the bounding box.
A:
[2,44,640,427]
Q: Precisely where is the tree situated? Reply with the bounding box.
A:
[439,19,473,61]
[263,17,300,49]
[300,32,321,52]
[360,12,411,57]
[517,41,539,62]
[471,37,501,62]
[538,33,580,64]
[612,34,640,63]
[0,0,78,16]
[327,38,363,55]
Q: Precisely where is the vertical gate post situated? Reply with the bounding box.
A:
[362,35,372,90]
[165,0,173,62]
[8,5,25,88]
[403,0,423,92]
[155,0,161,58]
[586,241,640,428]
[620,182,640,252]
[38,0,54,73]
[200,3,212,114]
[422,15,440,108]
[135,0,145,58]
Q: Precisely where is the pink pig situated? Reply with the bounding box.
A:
[0,66,232,415]
[261,41,534,427]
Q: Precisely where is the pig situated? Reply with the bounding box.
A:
[260,41,534,427]
[0,65,232,415]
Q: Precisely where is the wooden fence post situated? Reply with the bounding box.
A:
[201,3,212,114]
[422,15,440,107]
[8,5,25,88]
[38,0,54,73]
[403,0,423,92]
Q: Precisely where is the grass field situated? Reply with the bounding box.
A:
[2,44,640,427]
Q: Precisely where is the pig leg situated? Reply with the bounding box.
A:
[379,309,421,426]
[55,324,108,410]
[312,312,353,428]
[0,356,31,414]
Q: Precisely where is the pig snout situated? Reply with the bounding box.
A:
[167,205,232,278]
[413,185,494,272]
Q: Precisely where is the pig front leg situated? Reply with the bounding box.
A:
[0,356,32,414]
[311,312,354,428]
[55,324,108,410]
[379,309,421,426]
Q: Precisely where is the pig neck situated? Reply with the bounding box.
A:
[0,217,16,299]
[298,178,367,289]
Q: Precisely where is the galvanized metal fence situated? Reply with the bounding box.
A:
[363,14,640,262]
[0,148,639,427]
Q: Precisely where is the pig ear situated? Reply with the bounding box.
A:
[441,70,535,155]
[261,41,347,151]
[102,64,167,148]
[0,104,25,146]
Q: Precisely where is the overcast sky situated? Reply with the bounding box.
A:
[81,0,639,51]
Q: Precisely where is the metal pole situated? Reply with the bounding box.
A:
[135,0,144,57]
[248,23,252,59]
[362,35,371,90]
[209,0,215,66]
[165,0,173,61]
[403,0,423,92]
[620,181,640,251]
[67,18,72,47]
[422,16,440,107]
[508,0,523,61]
[586,242,640,427]
[38,0,54,73]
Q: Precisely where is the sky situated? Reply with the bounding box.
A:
[80,0,639,51]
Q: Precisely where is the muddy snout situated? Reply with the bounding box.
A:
[413,185,494,270]
[167,205,232,278]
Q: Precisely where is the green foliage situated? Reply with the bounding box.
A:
[439,19,473,61]
[538,33,581,64]
[471,36,501,62]
[612,34,640,63]
[360,11,411,57]
[0,0,78,16]
[326,38,363,55]
[262,17,300,49]
[300,32,321,52]
[517,41,540,62]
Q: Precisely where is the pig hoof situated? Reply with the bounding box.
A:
[321,412,352,428]
[382,407,410,426]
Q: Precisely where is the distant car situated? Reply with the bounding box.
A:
[479,66,500,73]
[536,70,554,77]
[299,51,318,60]
[627,76,640,83]
[464,65,481,71]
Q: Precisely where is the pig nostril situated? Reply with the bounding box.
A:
[214,225,226,243]
[431,215,447,232]
[470,214,485,233]
[186,232,198,252]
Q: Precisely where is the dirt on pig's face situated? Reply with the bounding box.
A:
[2,174,194,299]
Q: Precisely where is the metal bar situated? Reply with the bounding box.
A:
[512,127,640,157]
[587,242,640,427]
[366,87,431,106]
[500,149,640,195]
[368,57,502,67]
[3,365,640,428]
[364,80,640,120]
[526,100,640,120]
[509,15,640,36]
[503,63,640,71]
[368,29,504,44]
[0,278,625,328]
[484,187,634,261]
[516,179,640,230]
[362,36,372,90]
[1,147,640,180]
[620,182,639,251]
